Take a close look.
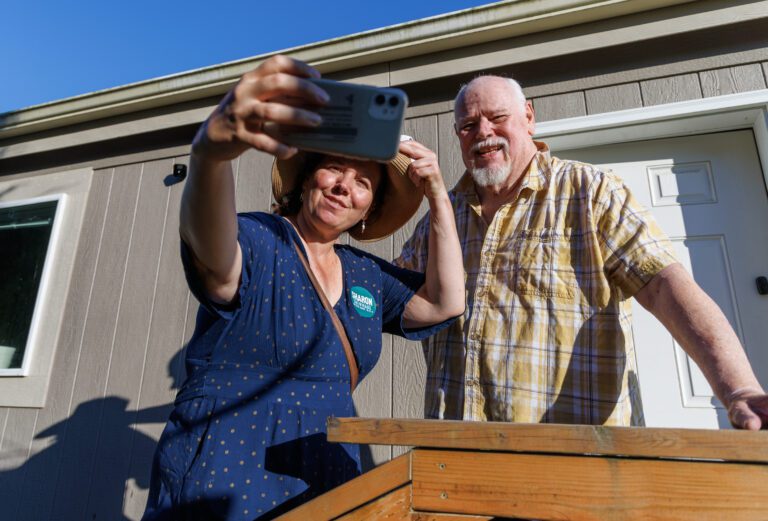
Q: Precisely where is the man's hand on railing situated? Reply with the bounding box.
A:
[727,389,768,430]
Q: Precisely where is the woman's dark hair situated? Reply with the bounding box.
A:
[272,153,324,217]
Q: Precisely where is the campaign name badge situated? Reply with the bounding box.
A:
[350,286,376,318]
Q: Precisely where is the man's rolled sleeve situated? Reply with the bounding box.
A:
[595,173,678,298]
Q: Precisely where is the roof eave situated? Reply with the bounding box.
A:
[0,0,696,140]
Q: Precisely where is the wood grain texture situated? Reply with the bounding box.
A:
[327,418,768,463]
[641,73,702,106]
[12,169,113,521]
[335,485,411,521]
[532,92,587,122]
[699,63,767,97]
[411,449,768,520]
[585,83,643,115]
[273,453,411,521]
[411,514,492,521]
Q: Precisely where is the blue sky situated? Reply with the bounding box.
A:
[3,0,494,113]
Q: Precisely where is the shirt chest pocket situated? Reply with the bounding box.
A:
[511,228,578,300]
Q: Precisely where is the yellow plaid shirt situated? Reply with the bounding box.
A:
[396,142,677,426]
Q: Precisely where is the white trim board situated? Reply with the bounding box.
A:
[0,168,94,407]
[536,89,768,190]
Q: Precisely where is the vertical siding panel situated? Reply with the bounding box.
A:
[585,83,643,115]
[436,112,466,191]
[0,408,9,449]
[351,215,394,468]
[14,169,113,521]
[0,408,38,513]
[351,334,393,468]
[348,158,396,465]
[640,73,702,105]
[391,115,441,458]
[235,149,274,213]
[124,156,193,520]
[49,164,142,520]
[699,64,767,97]
[86,158,175,520]
[531,92,587,122]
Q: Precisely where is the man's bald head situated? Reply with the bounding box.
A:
[454,76,527,122]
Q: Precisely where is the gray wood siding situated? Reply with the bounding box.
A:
[585,83,644,114]
[532,92,588,121]
[2,21,768,521]
[531,62,768,121]
[699,63,767,97]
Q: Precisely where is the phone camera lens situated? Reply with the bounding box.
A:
[375,94,386,105]
[388,96,399,107]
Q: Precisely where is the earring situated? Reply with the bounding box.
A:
[361,220,366,234]
[299,192,304,202]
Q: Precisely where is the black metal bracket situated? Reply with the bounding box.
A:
[173,164,187,180]
[756,276,768,295]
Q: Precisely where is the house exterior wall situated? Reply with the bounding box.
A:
[1,1,767,519]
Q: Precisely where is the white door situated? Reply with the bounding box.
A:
[559,130,768,429]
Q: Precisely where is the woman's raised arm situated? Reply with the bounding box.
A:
[179,55,328,304]
[398,139,465,327]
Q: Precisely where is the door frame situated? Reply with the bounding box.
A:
[535,89,768,426]
[536,89,768,190]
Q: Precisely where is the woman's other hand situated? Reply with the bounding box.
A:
[398,139,449,201]
[192,55,329,162]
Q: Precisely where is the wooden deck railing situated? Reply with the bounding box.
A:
[275,418,768,520]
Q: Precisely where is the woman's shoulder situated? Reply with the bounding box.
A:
[237,212,293,241]
[337,244,393,274]
[237,211,281,227]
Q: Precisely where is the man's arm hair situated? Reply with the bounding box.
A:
[635,262,767,430]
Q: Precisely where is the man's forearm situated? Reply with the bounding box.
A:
[634,263,764,406]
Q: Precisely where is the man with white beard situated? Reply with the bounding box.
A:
[396,75,768,430]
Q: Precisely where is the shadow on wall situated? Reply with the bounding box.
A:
[0,349,187,521]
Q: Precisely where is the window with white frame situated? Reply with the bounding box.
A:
[0,168,92,407]
[0,198,60,374]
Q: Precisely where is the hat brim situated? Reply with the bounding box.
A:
[271,152,423,242]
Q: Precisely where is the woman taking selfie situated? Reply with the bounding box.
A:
[142,55,464,521]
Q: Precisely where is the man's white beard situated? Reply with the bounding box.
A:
[468,137,512,187]
[470,164,510,187]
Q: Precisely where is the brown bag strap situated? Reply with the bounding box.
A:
[292,241,359,392]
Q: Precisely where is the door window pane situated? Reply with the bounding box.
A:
[0,200,58,370]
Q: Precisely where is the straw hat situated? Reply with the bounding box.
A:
[271,147,422,242]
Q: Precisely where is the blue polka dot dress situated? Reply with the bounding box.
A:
[143,212,451,521]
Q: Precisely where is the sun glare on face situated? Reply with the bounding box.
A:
[303,157,381,233]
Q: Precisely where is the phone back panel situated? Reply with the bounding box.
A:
[279,79,408,162]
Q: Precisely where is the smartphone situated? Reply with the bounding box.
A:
[269,78,408,162]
